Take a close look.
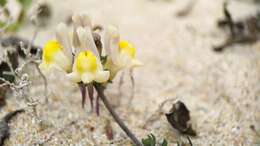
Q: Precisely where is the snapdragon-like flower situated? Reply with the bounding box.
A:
[104,26,142,79]
[39,39,72,72]
[39,13,100,74]
[66,13,109,84]
[39,22,74,73]
[68,51,109,84]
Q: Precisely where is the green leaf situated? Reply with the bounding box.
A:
[17,0,32,8]
[150,134,156,146]
[141,134,169,146]
[161,139,168,146]
[141,134,156,146]
[141,137,151,146]
[0,0,7,6]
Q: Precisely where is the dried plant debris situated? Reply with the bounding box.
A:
[104,119,114,140]
[0,109,24,146]
[165,101,196,136]
[175,0,196,17]
[0,36,41,58]
[33,120,77,145]
[0,51,19,107]
[142,98,177,129]
[0,35,41,83]
[0,36,41,83]
[0,36,41,106]
[250,125,260,137]
[213,2,260,52]
[0,51,19,83]
[0,87,7,107]
[92,32,103,54]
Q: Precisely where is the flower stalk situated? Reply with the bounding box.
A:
[94,83,143,146]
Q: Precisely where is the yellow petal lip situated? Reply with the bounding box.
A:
[76,51,98,74]
[40,40,72,72]
[104,40,142,80]
[118,40,136,58]
[42,40,63,63]
[70,50,110,84]
[119,40,130,48]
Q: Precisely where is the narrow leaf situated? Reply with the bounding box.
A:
[161,139,168,146]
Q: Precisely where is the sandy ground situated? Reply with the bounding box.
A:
[1,0,260,145]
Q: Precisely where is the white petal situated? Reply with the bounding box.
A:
[53,51,72,72]
[67,72,81,83]
[104,25,120,63]
[75,27,88,54]
[130,59,143,68]
[39,63,61,74]
[80,13,92,27]
[72,13,92,28]
[81,73,95,84]
[72,27,80,49]
[55,23,73,61]
[117,53,131,68]
[76,27,99,58]
[104,27,111,55]
[72,14,82,27]
[94,71,110,83]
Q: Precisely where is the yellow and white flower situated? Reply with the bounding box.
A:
[39,13,142,85]
[67,51,110,84]
[66,13,109,84]
[39,39,72,72]
[104,26,142,79]
[39,23,73,73]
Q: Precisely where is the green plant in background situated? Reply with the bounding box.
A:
[140,134,168,146]
[0,0,7,6]
[0,0,32,32]
[17,0,32,8]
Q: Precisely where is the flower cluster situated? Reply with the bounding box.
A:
[39,13,142,85]
[38,14,144,144]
